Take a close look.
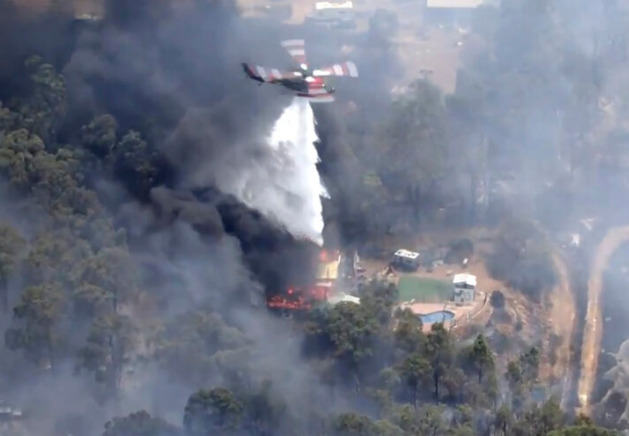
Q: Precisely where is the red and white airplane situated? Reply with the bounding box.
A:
[242,39,358,103]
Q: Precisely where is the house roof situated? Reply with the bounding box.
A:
[315,1,353,10]
[452,273,477,287]
[426,0,485,8]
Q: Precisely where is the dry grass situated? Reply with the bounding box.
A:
[578,226,629,414]
[545,253,576,391]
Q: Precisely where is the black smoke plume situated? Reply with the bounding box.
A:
[0,0,397,433]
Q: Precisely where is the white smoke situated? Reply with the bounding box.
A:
[214,97,328,245]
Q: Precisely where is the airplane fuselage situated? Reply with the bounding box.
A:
[241,38,355,103]
[271,72,333,95]
[275,77,309,93]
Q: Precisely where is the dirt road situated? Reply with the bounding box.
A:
[578,226,629,414]
[548,252,576,408]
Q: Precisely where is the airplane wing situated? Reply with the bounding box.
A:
[281,39,307,65]
[312,61,358,78]
[242,63,295,83]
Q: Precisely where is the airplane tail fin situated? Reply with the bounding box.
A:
[242,63,264,83]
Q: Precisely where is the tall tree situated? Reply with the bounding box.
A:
[514,397,563,435]
[0,128,46,190]
[5,283,65,371]
[183,388,244,435]
[398,353,431,409]
[77,314,135,398]
[425,323,454,401]
[469,334,495,383]
[494,405,514,436]
[414,405,447,436]
[378,79,450,228]
[0,223,25,311]
[71,246,138,315]
[0,102,15,132]
[18,55,66,142]
[325,302,380,381]
[110,130,157,198]
[520,346,541,382]
[156,309,251,387]
[333,413,379,436]
[243,380,287,436]
[81,114,118,159]
[393,308,425,356]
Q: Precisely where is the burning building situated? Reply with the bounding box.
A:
[267,249,360,312]
[315,249,340,286]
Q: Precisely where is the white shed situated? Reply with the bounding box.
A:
[452,273,476,304]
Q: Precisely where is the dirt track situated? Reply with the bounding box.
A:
[548,252,576,407]
[578,226,629,414]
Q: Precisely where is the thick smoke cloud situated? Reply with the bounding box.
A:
[0,0,348,433]
[0,0,401,433]
[62,0,356,245]
[59,0,328,263]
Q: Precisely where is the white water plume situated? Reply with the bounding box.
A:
[214,97,328,245]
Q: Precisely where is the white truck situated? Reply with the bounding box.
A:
[392,249,421,271]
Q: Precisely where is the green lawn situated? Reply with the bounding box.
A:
[397,276,451,303]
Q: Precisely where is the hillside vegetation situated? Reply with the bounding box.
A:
[0,0,628,435]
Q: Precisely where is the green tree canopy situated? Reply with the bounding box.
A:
[103,410,181,436]
[183,388,244,434]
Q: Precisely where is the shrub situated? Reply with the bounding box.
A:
[490,290,505,309]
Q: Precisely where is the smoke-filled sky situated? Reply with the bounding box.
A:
[9,0,629,433]
[0,0,380,433]
[57,0,374,247]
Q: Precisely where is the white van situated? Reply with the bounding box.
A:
[392,249,420,271]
